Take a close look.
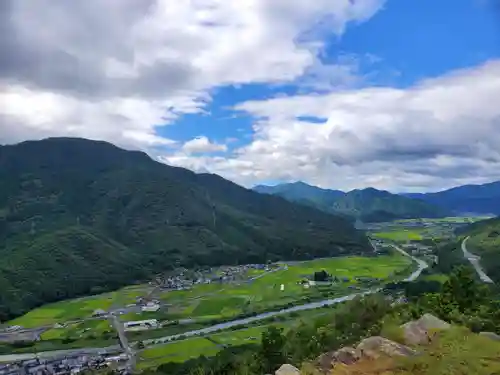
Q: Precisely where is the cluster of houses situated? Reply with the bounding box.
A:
[0,353,128,375]
[157,263,271,291]
[0,327,44,344]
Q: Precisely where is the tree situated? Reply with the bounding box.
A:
[441,266,489,313]
[313,270,329,282]
[260,326,286,373]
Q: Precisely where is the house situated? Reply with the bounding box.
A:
[141,302,160,312]
[124,319,159,331]
[92,309,107,317]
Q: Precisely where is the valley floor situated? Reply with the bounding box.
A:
[1,216,476,368]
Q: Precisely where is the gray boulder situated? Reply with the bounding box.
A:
[356,336,416,359]
[401,313,450,345]
[275,364,300,375]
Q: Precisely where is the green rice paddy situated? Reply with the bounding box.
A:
[6,253,412,351]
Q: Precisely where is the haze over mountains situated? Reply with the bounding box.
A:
[0,138,370,320]
[254,179,500,221]
[253,182,450,222]
[404,182,500,216]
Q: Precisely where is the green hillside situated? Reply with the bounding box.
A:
[333,188,449,222]
[0,138,370,321]
[460,217,500,282]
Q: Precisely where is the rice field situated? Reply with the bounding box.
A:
[371,230,423,242]
[6,252,412,347]
[7,285,148,328]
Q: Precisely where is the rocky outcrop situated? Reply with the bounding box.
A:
[356,336,416,359]
[401,313,450,345]
[275,364,301,375]
[314,337,414,373]
[315,346,360,372]
[282,314,452,374]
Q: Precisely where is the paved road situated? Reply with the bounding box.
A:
[390,244,429,281]
[461,236,494,284]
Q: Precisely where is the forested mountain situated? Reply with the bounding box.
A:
[253,182,344,206]
[459,217,500,282]
[404,181,500,215]
[0,138,370,321]
[253,183,448,222]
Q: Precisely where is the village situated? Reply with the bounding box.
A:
[0,352,128,375]
[155,263,274,291]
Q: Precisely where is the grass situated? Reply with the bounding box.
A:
[420,274,449,283]
[330,327,500,375]
[372,230,423,242]
[7,285,148,328]
[138,337,220,368]
[138,324,284,369]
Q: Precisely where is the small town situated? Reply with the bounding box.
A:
[0,352,128,375]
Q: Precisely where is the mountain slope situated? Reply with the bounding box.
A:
[254,182,344,205]
[404,181,500,215]
[253,183,447,222]
[333,188,448,222]
[0,138,370,321]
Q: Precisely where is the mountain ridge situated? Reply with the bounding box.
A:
[0,137,370,321]
[403,181,500,215]
[253,182,449,222]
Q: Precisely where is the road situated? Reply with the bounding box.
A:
[461,236,494,283]
[390,244,429,281]
[0,245,425,363]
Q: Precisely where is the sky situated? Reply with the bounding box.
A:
[1,0,500,193]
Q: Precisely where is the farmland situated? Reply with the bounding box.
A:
[1,251,414,354]
[6,285,147,329]
[137,309,331,369]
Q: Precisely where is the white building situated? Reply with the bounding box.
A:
[124,319,159,331]
[141,302,160,312]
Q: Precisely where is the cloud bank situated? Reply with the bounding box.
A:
[2,0,500,192]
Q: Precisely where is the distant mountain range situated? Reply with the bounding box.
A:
[0,138,370,321]
[403,181,500,215]
[253,182,449,222]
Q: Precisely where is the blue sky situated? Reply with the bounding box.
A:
[2,0,500,191]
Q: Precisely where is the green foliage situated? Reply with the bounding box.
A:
[260,326,286,373]
[0,138,370,321]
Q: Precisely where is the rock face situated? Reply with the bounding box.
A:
[316,346,360,373]
[275,364,301,375]
[356,336,416,359]
[314,337,414,373]
[401,313,451,345]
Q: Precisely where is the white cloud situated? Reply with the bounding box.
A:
[165,61,500,192]
[182,136,227,154]
[0,0,384,149]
